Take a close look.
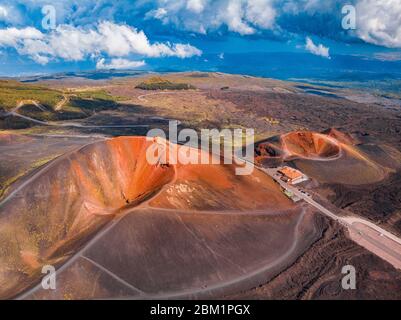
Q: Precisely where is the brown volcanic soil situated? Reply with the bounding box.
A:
[0,136,295,299]
[255,128,401,238]
[323,128,359,146]
[27,207,318,300]
[0,132,101,200]
[320,171,401,235]
[207,88,401,150]
[225,215,401,300]
[292,148,386,185]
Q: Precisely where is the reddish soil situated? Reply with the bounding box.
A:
[281,131,341,160]
[255,130,343,163]
[0,136,292,299]
[323,128,359,146]
[256,129,391,185]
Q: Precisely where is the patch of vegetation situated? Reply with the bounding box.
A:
[189,73,210,78]
[0,115,33,130]
[62,89,124,116]
[0,171,26,199]
[31,155,61,168]
[0,80,63,111]
[0,154,60,200]
[66,96,117,112]
[0,85,125,124]
[54,106,88,120]
[135,77,196,90]
[0,82,127,124]
[75,89,127,102]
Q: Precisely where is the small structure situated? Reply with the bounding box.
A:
[278,166,308,185]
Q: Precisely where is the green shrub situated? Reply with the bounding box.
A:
[135,77,196,90]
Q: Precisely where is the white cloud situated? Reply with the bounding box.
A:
[96,58,146,70]
[147,0,276,35]
[0,27,43,47]
[218,52,224,59]
[142,0,401,49]
[144,0,400,48]
[3,0,401,51]
[305,37,330,59]
[356,0,401,48]
[282,0,337,14]
[245,0,276,29]
[186,0,206,13]
[280,0,401,49]
[0,6,8,18]
[223,1,255,35]
[373,52,401,61]
[147,8,168,19]
[0,21,202,64]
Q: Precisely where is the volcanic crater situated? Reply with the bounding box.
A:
[281,131,341,160]
[0,136,298,299]
[255,128,396,185]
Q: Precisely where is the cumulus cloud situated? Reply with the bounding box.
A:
[2,0,401,55]
[305,37,330,58]
[147,0,276,35]
[245,0,276,29]
[96,58,146,70]
[0,27,43,46]
[143,0,401,48]
[186,0,207,13]
[356,0,401,48]
[0,21,201,64]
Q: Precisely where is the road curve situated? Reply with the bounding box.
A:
[260,166,401,270]
[7,100,150,129]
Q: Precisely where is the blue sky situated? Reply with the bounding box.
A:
[0,0,400,76]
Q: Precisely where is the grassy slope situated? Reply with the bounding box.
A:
[0,81,125,125]
[135,76,196,90]
[0,80,63,111]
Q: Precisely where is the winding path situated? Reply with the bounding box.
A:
[6,100,150,129]
[54,94,69,111]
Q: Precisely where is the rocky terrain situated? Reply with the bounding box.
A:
[225,215,401,300]
[1,72,400,299]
